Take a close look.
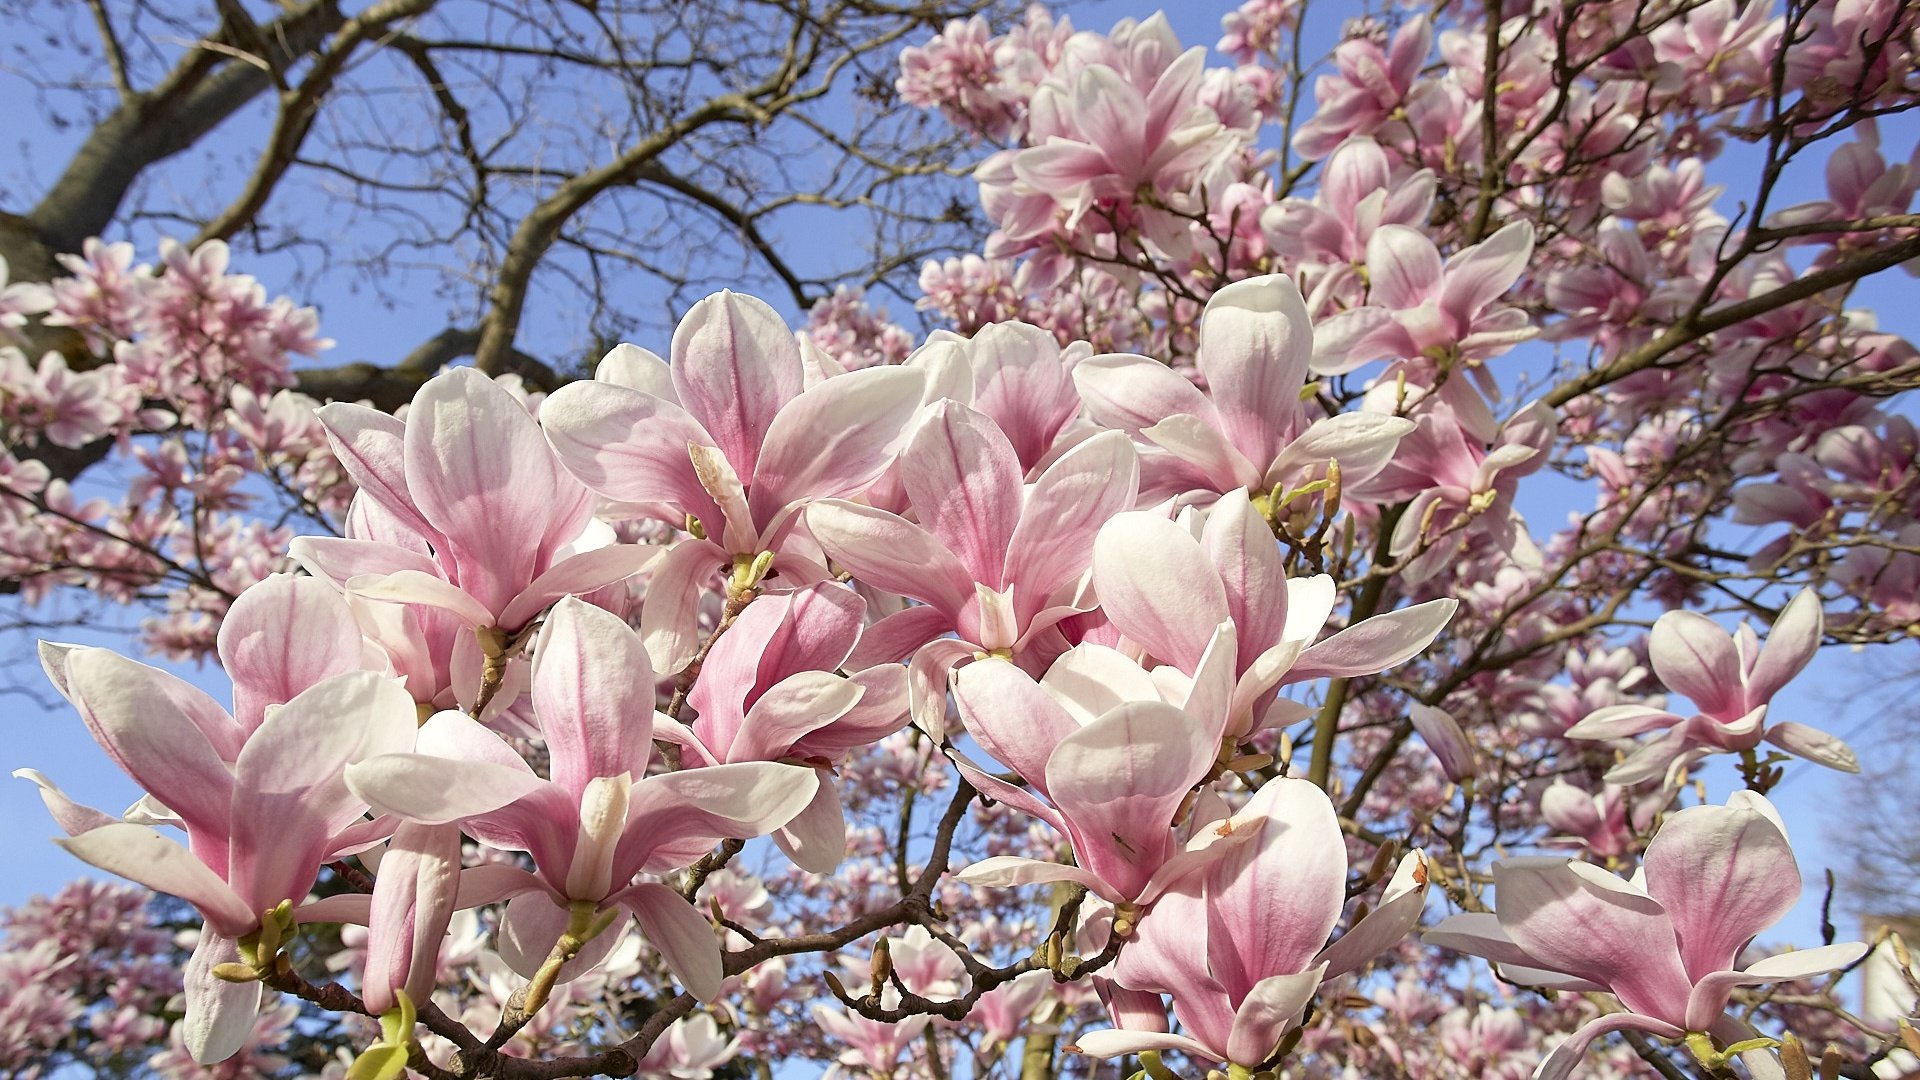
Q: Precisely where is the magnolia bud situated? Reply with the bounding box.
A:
[1408,704,1478,783]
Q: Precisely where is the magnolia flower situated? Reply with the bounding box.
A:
[540,292,925,673]
[949,652,1238,908]
[311,367,654,637]
[974,970,1052,1047]
[807,400,1139,728]
[634,1013,742,1080]
[1360,392,1555,582]
[294,495,493,719]
[1091,495,1458,738]
[904,320,1087,475]
[0,254,55,345]
[1426,792,1867,1080]
[812,1003,930,1078]
[1074,275,1413,505]
[1073,779,1430,1068]
[656,583,911,872]
[1566,589,1858,783]
[1319,221,1538,377]
[1291,16,1432,159]
[345,597,820,999]
[25,638,415,1063]
[1262,136,1435,273]
[1538,779,1639,861]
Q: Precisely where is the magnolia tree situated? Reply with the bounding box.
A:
[5,1,1920,1079]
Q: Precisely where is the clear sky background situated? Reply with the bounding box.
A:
[3,0,1917,976]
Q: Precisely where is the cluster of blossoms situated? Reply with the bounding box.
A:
[8,274,1887,1079]
[0,881,183,1078]
[0,240,343,657]
[8,0,1920,1078]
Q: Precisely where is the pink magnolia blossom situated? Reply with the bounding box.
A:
[1565,589,1858,782]
[1426,792,1867,1080]
[973,970,1051,1047]
[24,633,414,1063]
[657,582,911,872]
[540,292,925,672]
[1217,0,1301,64]
[313,367,654,637]
[811,1002,929,1077]
[806,400,1139,726]
[1319,221,1538,378]
[292,492,510,722]
[1262,136,1435,276]
[801,286,915,371]
[40,239,143,350]
[344,597,819,1000]
[1074,274,1413,504]
[895,16,1021,140]
[945,650,1241,908]
[1362,392,1556,582]
[0,255,54,345]
[1600,160,1725,240]
[988,21,1244,277]
[906,320,1086,474]
[1291,16,1432,160]
[0,349,136,448]
[633,1013,742,1080]
[1538,779,1643,862]
[1647,0,1778,99]
[1073,779,1430,1068]
[1090,494,1458,738]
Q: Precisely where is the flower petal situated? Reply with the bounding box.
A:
[216,574,366,733]
[1045,701,1213,900]
[540,380,721,524]
[1640,795,1800,982]
[535,597,658,801]
[1317,851,1430,979]
[1748,589,1822,701]
[1534,1013,1684,1080]
[496,890,628,982]
[59,648,237,853]
[498,544,659,631]
[639,537,726,677]
[1004,430,1141,621]
[1494,857,1691,1024]
[894,400,1024,585]
[749,366,926,525]
[1092,512,1229,673]
[404,368,594,618]
[1072,352,1219,432]
[1649,610,1743,717]
[1225,966,1324,1068]
[619,882,726,1000]
[1068,1030,1220,1063]
[1196,275,1312,470]
[671,291,804,477]
[954,659,1080,794]
[1206,779,1346,1001]
[182,929,264,1064]
[807,501,974,620]
[1286,599,1457,682]
[773,774,848,874]
[58,825,255,937]
[1764,720,1859,772]
[228,672,418,913]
